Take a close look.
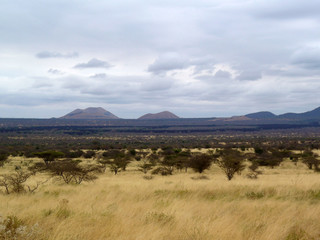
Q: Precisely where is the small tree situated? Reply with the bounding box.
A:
[289,153,300,166]
[34,150,64,166]
[151,166,173,176]
[0,152,9,167]
[249,148,283,169]
[48,159,100,184]
[216,149,245,180]
[246,161,262,179]
[100,150,132,174]
[268,148,287,168]
[83,150,96,159]
[175,150,192,172]
[138,160,154,174]
[64,150,84,158]
[0,170,43,194]
[301,150,319,170]
[189,153,212,174]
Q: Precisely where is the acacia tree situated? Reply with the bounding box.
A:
[216,149,245,180]
[189,153,213,174]
[137,152,159,174]
[248,148,284,169]
[301,150,319,170]
[175,150,192,172]
[138,160,154,174]
[99,150,132,175]
[34,150,65,166]
[0,170,44,194]
[48,159,101,184]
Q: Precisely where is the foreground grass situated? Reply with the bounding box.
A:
[1,162,320,240]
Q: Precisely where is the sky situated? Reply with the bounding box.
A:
[1,0,320,118]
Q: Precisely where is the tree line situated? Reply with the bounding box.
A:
[1,145,320,194]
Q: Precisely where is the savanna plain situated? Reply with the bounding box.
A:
[1,147,320,240]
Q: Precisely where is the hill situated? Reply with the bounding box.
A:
[60,107,119,119]
[279,107,320,120]
[138,111,179,120]
[245,111,277,119]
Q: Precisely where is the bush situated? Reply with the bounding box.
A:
[246,161,262,179]
[0,170,39,194]
[301,150,319,170]
[189,154,213,174]
[100,150,132,174]
[216,149,245,180]
[151,167,173,176]
[191,175,210,180]
[0,214,39,239]
[47,159,101,184]
[83,150,96,159]
[138,160,154,174]
[142,175,153,180]
[34,150,64,166]
[0,153,8,167]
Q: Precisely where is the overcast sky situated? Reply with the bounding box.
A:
[1,0,320,118]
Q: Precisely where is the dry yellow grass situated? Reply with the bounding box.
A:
[1,159,320,240]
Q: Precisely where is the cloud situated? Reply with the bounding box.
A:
[48,69,64,75]
[141,76,174,91]
[214,70,232,79]
[32,77,53,88]
[61,76,88,90]
[237,70,262,81]
[196,69,232,83]
[74,58,112,69]
[148,53,190,75]
[252,0,320,20]
[36,51,78,59]
[2,0,320,118]
[291,46,320,69]
[90,73,107,79]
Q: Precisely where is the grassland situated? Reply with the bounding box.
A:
[1,158,320,240]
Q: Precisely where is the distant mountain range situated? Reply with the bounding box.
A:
[60,108,179,120]
[245,107,320,120]
[59,106,320,121]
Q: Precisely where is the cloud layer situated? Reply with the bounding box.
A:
[1,0,320,118]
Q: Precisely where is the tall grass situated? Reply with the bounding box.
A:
[1,160,320,239]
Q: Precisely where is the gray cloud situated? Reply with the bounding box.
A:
[291,46,320,69]
[90,73,107,79]
[214,70,232,79]
[148,53,190,75]
[253,0,320,19]
[196,70,232,83]
[74,58,112,69]
[237,70,262,81]
[1,0,320,118]
[141,76,174,91]
[36,51,78,59]
[48,69,64,75]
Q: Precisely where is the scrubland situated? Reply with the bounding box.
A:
[1,157,320,240]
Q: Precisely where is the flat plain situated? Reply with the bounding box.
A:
[1,156,320,240]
